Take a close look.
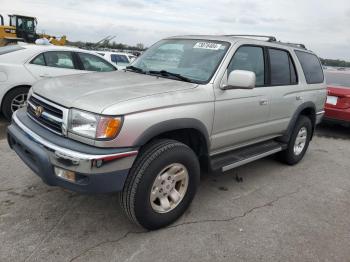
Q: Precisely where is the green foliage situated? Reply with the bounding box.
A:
[320,58,350,68]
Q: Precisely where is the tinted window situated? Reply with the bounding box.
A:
[0,45,25,55]
[31,53,45,66]
[269,49,297,85]
[228,46,265,86]
[111,54,129,64]
[44,51,75,69]
[295,51,324,84]
[77,53,116,72]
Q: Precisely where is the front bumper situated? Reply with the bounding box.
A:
[7,110,138,193]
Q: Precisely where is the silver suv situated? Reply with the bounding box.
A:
[7,35,327,229]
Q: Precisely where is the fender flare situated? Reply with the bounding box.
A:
[279,102,316,143]
[133,118,210,150]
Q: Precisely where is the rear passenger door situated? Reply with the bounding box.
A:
[264,48,302,134]
[25,51,83,79]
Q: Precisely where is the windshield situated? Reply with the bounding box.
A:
[325,71,350,88]
[132,39,230,83]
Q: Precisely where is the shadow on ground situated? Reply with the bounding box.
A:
[0,115,8,140]
[315,123,350,140]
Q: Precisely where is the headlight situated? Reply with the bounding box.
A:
[69,109,122,140]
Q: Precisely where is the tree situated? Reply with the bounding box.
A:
[136,43,145,50]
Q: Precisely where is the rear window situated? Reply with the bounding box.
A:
[295,51,324,84]
[0,45,25,55]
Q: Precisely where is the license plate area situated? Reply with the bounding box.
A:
[326,96,338,105]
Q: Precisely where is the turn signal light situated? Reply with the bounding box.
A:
[54,167,76,182]
[96,117,122,139]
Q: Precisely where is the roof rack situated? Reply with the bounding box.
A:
[279,42,307,50]
[223,35,307,49]
[223,35,277,42]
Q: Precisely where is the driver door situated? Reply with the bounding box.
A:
[211,45,271,153]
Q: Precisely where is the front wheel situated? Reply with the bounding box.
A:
[279,115,312,165]
[119,139,200,230]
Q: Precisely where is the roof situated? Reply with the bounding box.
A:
[166,34,310,52]
[20,43,79,52]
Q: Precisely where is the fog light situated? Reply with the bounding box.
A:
[54,167,76,182]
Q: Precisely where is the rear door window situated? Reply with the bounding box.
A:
[268,48,298,85]
[77,52,116,72]
[31,53,46,66]
[295,51,324,84]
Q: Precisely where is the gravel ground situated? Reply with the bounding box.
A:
[0,118,350,262]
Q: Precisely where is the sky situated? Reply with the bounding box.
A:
[2,0,350,59]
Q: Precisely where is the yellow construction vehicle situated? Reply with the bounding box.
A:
[0,14,67,46]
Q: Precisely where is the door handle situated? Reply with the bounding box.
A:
[39,74,50,78]
[259,99,269,106]
[296,95,303,101]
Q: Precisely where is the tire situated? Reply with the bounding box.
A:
[2,87,30,121]
[279,115,312,165]
[119,139,200,230]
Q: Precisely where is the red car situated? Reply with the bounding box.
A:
[324,71,350,126]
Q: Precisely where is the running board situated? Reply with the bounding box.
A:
[210,140,286,172]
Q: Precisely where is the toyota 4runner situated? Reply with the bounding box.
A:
[7,35,327,230]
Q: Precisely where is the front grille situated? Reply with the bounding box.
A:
[27,95,63,135]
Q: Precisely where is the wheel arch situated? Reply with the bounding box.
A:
[133,118,211,171]
[279,102,316,143]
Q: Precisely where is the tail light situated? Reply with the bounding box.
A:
[337,96,350,109]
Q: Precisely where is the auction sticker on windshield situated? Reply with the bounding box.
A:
[193,42,222,50]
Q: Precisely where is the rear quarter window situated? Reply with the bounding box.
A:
[295,51,324,84]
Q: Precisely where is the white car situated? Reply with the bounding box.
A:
[0,44,117,120]
[96,51,135,70]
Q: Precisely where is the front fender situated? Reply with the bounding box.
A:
[133,118,210,150]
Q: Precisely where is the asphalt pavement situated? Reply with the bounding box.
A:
[0,118,350,262]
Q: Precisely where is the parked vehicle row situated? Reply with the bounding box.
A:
[324,71,350,126]
[0,44,117,120]
[95,51,136,70]
[7,34,327,230]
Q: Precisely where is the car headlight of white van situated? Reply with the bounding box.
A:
[68,109,123,140]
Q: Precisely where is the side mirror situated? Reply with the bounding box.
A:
[222,70,256,90]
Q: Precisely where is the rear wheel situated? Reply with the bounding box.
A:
[2,87,30,121]
[279,116,312,165]
[119,139,200,230]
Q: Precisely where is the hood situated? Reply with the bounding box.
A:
[32,71,197,114]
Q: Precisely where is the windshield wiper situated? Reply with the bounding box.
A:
[149,70,194,83]
[125,65,145,74]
